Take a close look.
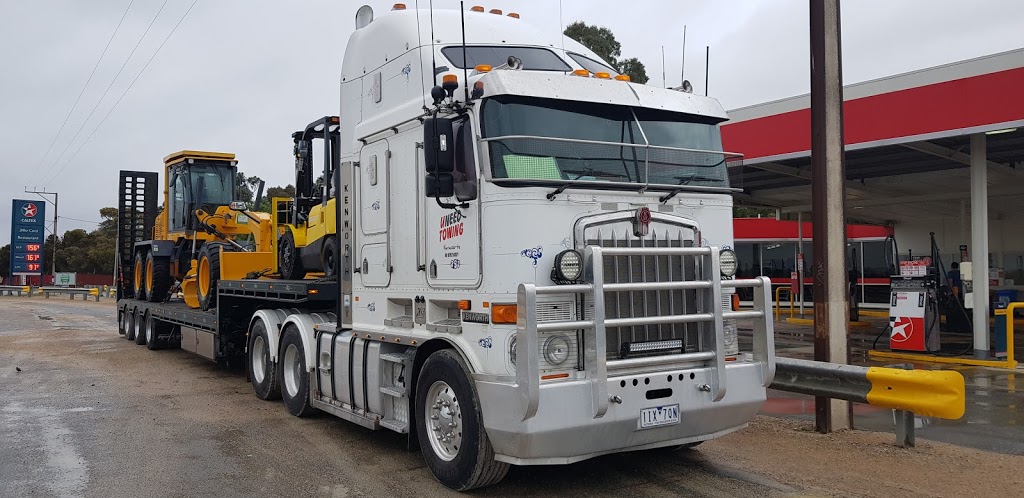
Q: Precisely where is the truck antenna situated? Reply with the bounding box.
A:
[429,0,438,91]
[681,25,686,85]
[460,1,470,104]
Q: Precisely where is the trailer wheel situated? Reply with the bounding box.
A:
[279,325,316,417]
[278,230,305,280]
[145,251,172,303]
[416,350,509,491]
[197,242,228,311]
[322,236,338,278]
[248,320,281,400]
[125,307,137,341]
[118,309,127,335]
[145,313,171,350]
[133,252,148,301]
[134,309,148,345]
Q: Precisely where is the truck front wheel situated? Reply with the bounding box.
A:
[415,350,509,491]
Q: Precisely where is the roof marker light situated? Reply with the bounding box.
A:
[594,72,611,79]
[489,9,502,15]
[507,12,520,18]
[572,69,590,77]
[470,5,485,12]
[474,64,492,72]
[392,3,406,10]
[614,74,631,82]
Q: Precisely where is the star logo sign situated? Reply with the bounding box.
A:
[890,316,914,342]
[22,203,37,218]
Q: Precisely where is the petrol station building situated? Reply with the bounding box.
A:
[722,48,1024,358]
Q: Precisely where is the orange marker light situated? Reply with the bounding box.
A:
[614,74,631,82]
[507,12,520,19]
[470,5,485,12]
[442,74,458,85]
[458,300,471,311]
[482,302,490,308]
[594,72,611,79]
[572,69,590,77]
[489,9,502,15]
[491,304,518,324]
[392,3,407,10]
[732,293,740,312]
[474,64,492,72]
[541,373,570,381]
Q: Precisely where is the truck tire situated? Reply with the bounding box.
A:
[145,251,172,303]
[133,252,148,301]
[322,236,338,278]
[133,309,147,344]
[125,307,137,341]
[145,313,172,350]
[197,242,229,311]
[118,309,128,336]
[248,320,281,400]
[279,324,317,417]
[278,230,305,280]
[415,350,509,491]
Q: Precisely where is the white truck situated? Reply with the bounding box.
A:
[118,4,776,491]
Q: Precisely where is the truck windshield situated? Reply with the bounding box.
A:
[189,164,235,207]
[480,96,736,189]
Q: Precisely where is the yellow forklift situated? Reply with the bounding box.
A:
[131,150,275,310]
[276,116,340,279]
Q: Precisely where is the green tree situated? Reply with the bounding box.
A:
[563,21,621,68]
[259,185,296,213]
[97,207,118,238]
[564,21,648,84]
[617,57,649,84]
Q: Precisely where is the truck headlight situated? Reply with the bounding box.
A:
[719,249,737,278]
[551,249,582,283]
[543,334,571,365]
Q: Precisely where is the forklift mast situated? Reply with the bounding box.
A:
[291,116,340,224]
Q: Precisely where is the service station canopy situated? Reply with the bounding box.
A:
[722,48,1024,225]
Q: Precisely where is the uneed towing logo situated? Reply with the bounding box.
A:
[439,211,464,241]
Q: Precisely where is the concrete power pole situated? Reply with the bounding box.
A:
[810,0,852,432]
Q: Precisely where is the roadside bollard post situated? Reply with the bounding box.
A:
[890,363,916,447]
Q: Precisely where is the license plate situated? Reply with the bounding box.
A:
[639,404,680,429]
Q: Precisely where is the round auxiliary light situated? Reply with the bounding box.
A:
[552,249,583,283]
[719,249,738,278]
[544,334,571,365]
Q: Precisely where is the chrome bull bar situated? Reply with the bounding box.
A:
[516,246,776,422]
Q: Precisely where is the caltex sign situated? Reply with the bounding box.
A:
[10,199,45,275]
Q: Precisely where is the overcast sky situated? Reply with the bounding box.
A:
[1,0,1022,246]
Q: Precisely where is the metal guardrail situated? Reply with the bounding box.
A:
[516,245,776,422]
[40,286,102,301]
[771,357,966,446]
[0,285,34,297]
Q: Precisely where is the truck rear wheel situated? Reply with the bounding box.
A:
[248,320,281,400]
[145,251,172,303]
[133,252,147,301]
[415,350,509,491]
[197,242,228,311]
[145,313,172,350]
[278,230,305,280]
[279,325,316,417]
[118,309,127,336]
[133,308,146,345]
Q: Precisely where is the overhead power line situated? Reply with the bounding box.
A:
[35,0,136,173]
[42,0,200,188]
[39,0,171,182]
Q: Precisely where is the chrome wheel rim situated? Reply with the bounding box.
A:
[283,343,300,397]
[134,311,142,338]
[425,380,462,462]
[252,336,267,384]
[145,315,153,343]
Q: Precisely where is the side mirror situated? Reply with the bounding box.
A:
[423,117,455,174]
[426,173,455,198]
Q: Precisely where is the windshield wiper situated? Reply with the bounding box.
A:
[659,175,724,203]
[546,183,572,200]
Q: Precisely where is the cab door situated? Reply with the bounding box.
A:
[358,139,391,287]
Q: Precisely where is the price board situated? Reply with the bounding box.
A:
[10,199,46,275]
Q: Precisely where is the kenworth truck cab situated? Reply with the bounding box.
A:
[283,5,776,489]
[118,4,775,492]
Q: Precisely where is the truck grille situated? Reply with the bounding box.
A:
[578,214,703,359]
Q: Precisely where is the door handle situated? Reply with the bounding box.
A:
[429,259,437,279]
[362,258,369,274]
